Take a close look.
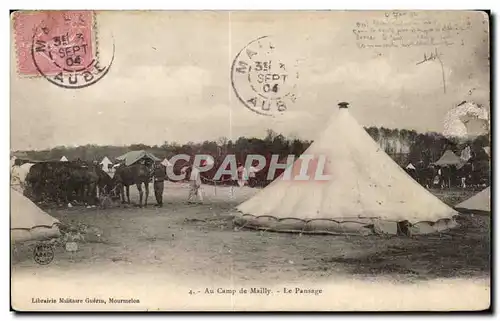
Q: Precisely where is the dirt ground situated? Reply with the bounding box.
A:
[11,183,490,287]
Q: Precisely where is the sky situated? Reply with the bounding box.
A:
[10,11,490,150]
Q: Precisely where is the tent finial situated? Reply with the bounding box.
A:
[338,102,349,109]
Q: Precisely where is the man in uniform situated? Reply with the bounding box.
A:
[153,162,167,207]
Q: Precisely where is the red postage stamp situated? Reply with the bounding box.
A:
[12,11,95,77]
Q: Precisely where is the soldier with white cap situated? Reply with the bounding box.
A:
[181,161,205,203]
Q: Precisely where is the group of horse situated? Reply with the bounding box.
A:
[22,160,154,207]
[17,156,488,207]
[406,163,489,189]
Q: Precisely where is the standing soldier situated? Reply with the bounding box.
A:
[153,162,167,207]
[182,162,204,204]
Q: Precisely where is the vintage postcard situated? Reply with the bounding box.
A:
[10,10,491,311]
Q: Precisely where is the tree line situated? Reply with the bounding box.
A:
[14,127,490,169]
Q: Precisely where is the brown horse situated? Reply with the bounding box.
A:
[86,162,116,203]
[113,163,152,207]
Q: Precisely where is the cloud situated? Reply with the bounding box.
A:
[10,11,490,150]
[77,65,214,104]
[309,58,452,96]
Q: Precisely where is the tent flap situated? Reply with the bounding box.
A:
[234,214,458,236]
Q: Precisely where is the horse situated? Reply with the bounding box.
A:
[82,162,116,205]
[414,165,437,189]
[113,163,152,207]
[24,161,96,205]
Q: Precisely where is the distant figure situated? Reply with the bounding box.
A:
[433,175,440,187]
[248,166,259,187]
[237,164,246,187]
[235,163,260,188]
[182,164,203,204]
[461,177,467,189]
[11,162,34,193]
[153,162,167,207]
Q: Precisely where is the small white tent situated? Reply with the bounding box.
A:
[406,163,416,170]
[100,156,113,171]
[60,156,68,162]
[455,187,491,214]
[483,146,491,158]
[161,158,173,167]
[10,156,17,167]
[10,188,61,242]
[235,103,458,235]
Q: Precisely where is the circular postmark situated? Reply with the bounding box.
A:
[29,11,114,89]
[231,36,299,116]
[33,243,54,265]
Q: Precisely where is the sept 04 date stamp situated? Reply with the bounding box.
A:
[12,10,114,89]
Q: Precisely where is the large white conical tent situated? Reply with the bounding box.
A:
[10,188,60,242]
[235,103,458,235]
[455,187,490,214]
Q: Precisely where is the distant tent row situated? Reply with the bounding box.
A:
[33,153,173,169]
[404,145,484,173]
[13,154,70,163]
